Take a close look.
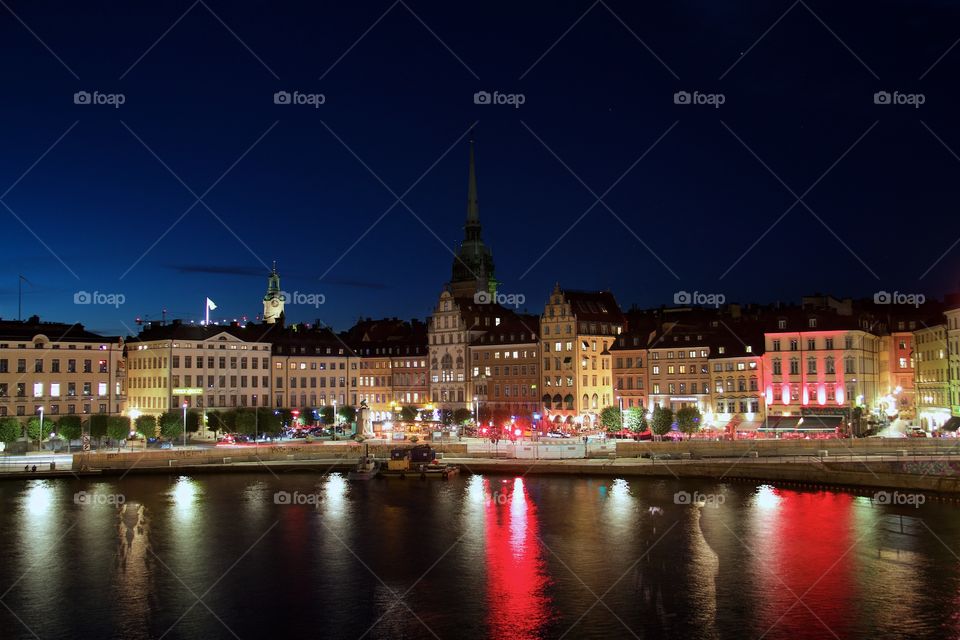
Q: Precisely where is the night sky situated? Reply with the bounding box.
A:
[2,0,959,335]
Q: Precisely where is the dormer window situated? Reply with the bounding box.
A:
[778,319,786,329]
[808,318,817,328]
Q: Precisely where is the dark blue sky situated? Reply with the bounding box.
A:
[1,0,958,335]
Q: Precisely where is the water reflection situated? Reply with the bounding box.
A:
[484,477,551,640]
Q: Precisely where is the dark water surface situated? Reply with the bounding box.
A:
[1,472,958,639]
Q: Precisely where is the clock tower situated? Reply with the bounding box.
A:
[263,262,284,324]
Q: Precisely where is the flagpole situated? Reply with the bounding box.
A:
[205,301,209,326]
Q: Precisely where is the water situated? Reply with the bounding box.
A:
[0,472,958,640]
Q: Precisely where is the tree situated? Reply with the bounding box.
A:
[400,405,419,421]
[452,408,473,425]
[0,417,22,443]
[299,408,314,426]
[319,406,334,425]
[625,407,647,433]
[651,406,674,439]
[26,416,45,441]
[256,408,283,437]
[234,408,257,436]
[599,406,623,432]
[107,416,132,441]
[58,415,83,441]
[676,406,702,436]
[134,414,157,438]
[159,411,183,441]
[88,414,108,439]
[186,410,202,433]
[338,405,356,425]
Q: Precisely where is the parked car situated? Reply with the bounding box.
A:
[159,441,173,450]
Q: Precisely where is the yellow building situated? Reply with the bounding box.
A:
[915,323,951,429]
[539,285,623,429]
[126,321,278,438]
[0,316,125,421]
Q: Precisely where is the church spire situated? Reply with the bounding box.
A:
[449,137,496,298]
[466,135,479,226]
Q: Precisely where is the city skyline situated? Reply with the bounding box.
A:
[3,1,960,335]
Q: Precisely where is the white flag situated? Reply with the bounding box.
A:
[206,298,217,311]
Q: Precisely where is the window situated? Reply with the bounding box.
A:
[825,338,834,350]
[772,340,781,352]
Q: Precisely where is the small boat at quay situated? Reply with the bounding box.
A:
[378,445,459,480]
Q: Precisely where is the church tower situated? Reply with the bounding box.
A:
[263,262,284,324]
[449,136,497,299]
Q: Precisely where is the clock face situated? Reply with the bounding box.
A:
[271,299,280,308]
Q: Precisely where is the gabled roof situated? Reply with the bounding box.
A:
[560,289,625,324]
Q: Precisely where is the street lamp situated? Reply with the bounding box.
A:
[182,402,188,448]
[38,406,44,452]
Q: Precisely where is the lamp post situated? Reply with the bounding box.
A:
[38,406,44,453]
[182,402,187,448]
[332,399,338,435]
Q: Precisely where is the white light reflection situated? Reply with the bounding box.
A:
[170,476,200,521]
[25,481,54,517]
[754,484,782,511]
[324,473,347,520]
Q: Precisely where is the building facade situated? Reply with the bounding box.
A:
[611,332,648,412]
[914,323,951,429]
[127,322,277,426]
[0,317,125,421]
[470,315,540,424]
[762,312,882,434]
[539,286,623,427]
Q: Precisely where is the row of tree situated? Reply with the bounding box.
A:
[0,415,133,443]
[598,405,702,437]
